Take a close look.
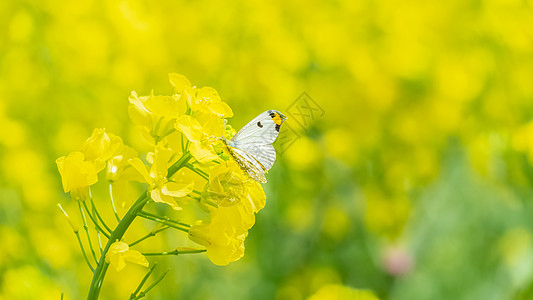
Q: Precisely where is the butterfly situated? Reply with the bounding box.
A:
[223,110,287,183]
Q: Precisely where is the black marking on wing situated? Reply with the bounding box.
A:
[269,111,276,118]
[257,121,263,128]
[275,124,281,132]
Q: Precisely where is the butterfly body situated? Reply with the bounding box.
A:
[224,110,287,183]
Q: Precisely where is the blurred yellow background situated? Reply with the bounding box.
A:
[2,0,533,299]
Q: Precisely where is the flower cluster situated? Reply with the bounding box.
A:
[56,128,136,200]
[56,73,269,272]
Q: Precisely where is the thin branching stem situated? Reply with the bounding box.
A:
[92,204,104,254]
[133,269,170,300]
[58,203,95,271]
[137,212,190,233]
[129,225,170,247]
[87,152,192,300]
[142,249,206,256]
[81,201,111,238]
[75,231,95,272]
[88,188,113,234]
[77,201,99,264]
[129,262,158,300]
[138,210,191,228]
[185,163,209,180]
[109,182,121,222]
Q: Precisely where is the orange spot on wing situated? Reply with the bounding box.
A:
[272,113,283,125]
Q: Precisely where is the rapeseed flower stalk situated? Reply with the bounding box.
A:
[56,73,272,299]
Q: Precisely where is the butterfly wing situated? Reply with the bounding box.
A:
[231,110,286,146]
[227,146,267,183]
[226,110,286,182]
[235,143,276,171]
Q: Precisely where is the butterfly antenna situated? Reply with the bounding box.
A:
[222,114,226,139]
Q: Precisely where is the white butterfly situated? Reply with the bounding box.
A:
[224,110,287,183]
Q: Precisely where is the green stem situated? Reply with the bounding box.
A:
[78,202,99,264]
[88,190,113,234]
[185,163,209,180]
[137,212,190,233]
[142,249,206,256]
[168,152,192,177]
[139,210,191,227]
[75,230,95,272]
[81,201,111,238]
[129,262,158,300]
[132,269,170,300]
[86,193,148,300]
[92,204,103,254]
[109,182,121,223]
[129,226,169,247]
[86,152,192,300]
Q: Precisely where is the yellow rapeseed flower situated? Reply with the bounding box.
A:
[205,161,266,212]
[169,73,233,118]
[129,144,194,210]
[105,241,148,272]
[106,145,141,182]
[188,205,249,266]
[189,161,267,265]
[175,113,224,163]
[56,152,101,194]
[81,128,123,164]
[128,89,187,144]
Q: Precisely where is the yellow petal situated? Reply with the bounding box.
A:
[150,189,164,203]
[106,146,141,182]
[190,142,219,163]
[144,95,183,119]
[151,189,182,210]
[151,144,173,178]
[208,102,233,118]
[175,115,204,143]
[123,250,149,268]
[81,128,124,162]
[169,73,192,93]
[188,205,251,266]
[128,158,152,184]
[109,254,126,272]
[197,112,225,137]
[108,241,129,253]
[196,87,221,103]
[162,181,194,197]
[56,152,100,193]
[128,91,151,128]
[246,182,266,213]
[106,241,130,272]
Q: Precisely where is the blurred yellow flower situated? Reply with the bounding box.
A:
[308,284,380,300]
[105,241,149,272]
[56,152,101,193]
[129,144,194,210]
